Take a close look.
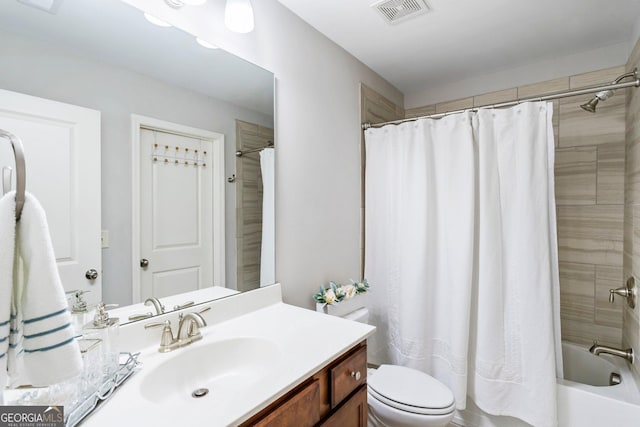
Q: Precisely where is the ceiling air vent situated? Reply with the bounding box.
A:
[371,0,430,24]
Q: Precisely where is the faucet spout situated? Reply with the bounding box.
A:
[177,312,207,343]
[589,342,634,364]
[145,297,165,315]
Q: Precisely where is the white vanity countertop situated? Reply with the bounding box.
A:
[82,285,375,427]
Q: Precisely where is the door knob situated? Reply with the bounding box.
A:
[85,269,99,280]
[140,258,149,268]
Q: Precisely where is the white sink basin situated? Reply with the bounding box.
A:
[139,337,282,404]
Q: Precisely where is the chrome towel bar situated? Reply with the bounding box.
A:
[0,129,26,221]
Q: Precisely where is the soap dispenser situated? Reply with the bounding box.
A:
[83,303,120,378]
[67,290,94,337]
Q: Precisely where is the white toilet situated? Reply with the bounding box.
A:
[328,305,456,427]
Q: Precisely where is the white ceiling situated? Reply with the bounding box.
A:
[277,0,640,98]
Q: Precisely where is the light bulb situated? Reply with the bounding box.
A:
[225,0,254,34]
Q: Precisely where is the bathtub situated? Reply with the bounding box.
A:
[453,342,640,427]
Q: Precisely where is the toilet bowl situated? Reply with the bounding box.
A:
[318,303,455,427]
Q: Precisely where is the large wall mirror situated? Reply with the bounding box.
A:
[0,0,275,322]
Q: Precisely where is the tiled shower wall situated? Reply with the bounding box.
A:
[363,65,629,348]
[624,37,640,382]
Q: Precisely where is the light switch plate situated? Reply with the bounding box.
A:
[101,230,109,248]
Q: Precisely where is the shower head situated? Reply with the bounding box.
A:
[580,90,614,113]
[580,97,599,113]
[579,68,638,114]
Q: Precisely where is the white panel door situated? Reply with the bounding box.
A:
[0,89,101,304]
[139,128,218,299]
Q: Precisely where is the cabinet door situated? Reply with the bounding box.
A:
[253,379,320,427]
[320,386,367,427]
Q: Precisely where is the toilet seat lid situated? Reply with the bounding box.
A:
[368,365,455,415]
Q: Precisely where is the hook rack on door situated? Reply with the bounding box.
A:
[0,129,26,221]
[151,143,207,167]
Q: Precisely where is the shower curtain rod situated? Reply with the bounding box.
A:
[236,140,274,157]
[362,74,640,130]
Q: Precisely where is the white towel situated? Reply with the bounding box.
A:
[0,192,16,389]
[8,192,81,387]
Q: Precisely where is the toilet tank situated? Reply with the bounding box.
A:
[316,296,369,323]
[344,307,369,324]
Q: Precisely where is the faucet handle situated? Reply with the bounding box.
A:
[610,287,630,302]
[145,320,176,353]
[173,301,195,311]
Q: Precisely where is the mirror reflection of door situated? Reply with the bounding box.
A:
[0,89,102,304]
[135,117,225,301]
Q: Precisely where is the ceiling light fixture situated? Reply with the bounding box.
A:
[224,0,254,34]
[143,12,172,27]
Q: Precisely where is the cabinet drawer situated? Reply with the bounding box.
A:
[330,346,367,407]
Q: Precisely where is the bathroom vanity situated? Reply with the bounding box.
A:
[81,284,375,426]
[240,341,368,426]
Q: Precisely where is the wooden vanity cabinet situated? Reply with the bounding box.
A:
[240,341,368,427]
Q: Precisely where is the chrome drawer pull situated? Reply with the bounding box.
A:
[351,371,361,381]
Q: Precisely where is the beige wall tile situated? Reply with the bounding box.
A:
[518,77,569,98]
[559,262,595,322]
[405,105,436,119]
[554,146,596,205]
[624,204,634,256]
[630,40,640,70]
[623,37,640,387]
[626,139,640,204]
[551,100,560,147]
[559,238,623,266]
[595,265,623,328]
[235,120,273,292]
[473,88,518,107]
[597,142,625,204]
[557,205,623,241]
[435,97,473,114]
[561,318,622,347]
[361,83,404,125]
[569,66,627,89]
[559,93,625,148]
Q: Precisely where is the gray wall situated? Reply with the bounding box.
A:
[0,29,273,304]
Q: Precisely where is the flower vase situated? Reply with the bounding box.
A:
[315,294,368,317]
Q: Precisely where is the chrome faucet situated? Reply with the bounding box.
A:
[177,312,207,344]
[145,297,165,315]
[144,310,208,353]
[589,342,634,364]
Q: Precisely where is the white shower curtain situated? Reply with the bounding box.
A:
[365,102,562,427]
[259,147,275,287]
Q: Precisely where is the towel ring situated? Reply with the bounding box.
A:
[0,129,26,221]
